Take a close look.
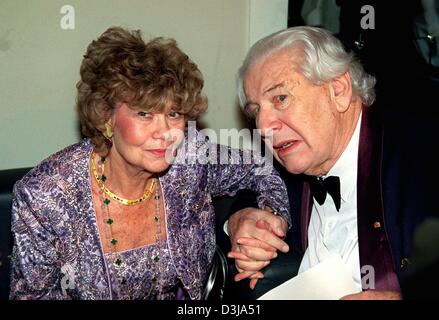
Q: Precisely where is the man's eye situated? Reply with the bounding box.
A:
[274,95,287,104]
[245,105,260,118]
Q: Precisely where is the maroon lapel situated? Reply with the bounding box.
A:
[357,106,400,291]
[300,182,312,250]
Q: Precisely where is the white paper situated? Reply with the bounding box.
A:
[258,255,361,300]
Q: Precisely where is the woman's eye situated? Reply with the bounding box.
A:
[169,112,183,119]
[137,111,152,118]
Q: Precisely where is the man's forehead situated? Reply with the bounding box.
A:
[249,48,301,79]
[246,59,300,92]
[263,47,302,68]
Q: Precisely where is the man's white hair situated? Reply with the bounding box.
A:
[237,26,376,108]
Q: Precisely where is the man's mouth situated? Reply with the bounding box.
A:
[274,141,295,150]
[273,140,300,156]
[274,140,297,150]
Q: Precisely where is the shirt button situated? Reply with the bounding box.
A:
[400,258,410,271]
[328,222,333,228]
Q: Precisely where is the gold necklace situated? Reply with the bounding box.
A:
[90,151,156,206]
[90,151,165,299]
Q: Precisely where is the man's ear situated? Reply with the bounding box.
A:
[329,72,353,113]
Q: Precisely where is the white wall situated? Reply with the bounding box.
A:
[248,0,289,47]
[0,0,287,170]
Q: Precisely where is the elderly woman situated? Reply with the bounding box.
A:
[9,27,290,300]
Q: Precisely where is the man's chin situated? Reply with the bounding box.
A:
[283,161,308,175]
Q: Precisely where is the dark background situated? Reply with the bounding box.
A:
[288,0,439,117]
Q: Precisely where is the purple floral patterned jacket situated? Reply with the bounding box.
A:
[10,136,291,300]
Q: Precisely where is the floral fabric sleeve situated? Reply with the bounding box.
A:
[9,183,68,300]
[206,143,292,228]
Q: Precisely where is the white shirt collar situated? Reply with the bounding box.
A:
[325,112,362,202]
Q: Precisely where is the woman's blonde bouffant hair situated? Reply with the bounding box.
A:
[76,27,207,153]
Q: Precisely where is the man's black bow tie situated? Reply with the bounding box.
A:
[308,176,341,212]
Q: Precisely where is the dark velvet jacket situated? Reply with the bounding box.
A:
[281,106,437,292]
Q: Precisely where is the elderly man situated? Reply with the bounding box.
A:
[227,26,437,299]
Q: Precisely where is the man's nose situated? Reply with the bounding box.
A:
[257,107,282,138]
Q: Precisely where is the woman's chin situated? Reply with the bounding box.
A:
[143,162,172,174]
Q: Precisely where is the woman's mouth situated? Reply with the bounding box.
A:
[148,149,167,157]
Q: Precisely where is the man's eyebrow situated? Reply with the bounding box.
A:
[244,82,285,109]
[263,83,285,95]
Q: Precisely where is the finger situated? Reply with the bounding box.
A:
[229,250,274,269]
[234,270,264,282]
[248,229,290,253]
[248,271,264,279]
[234,270,256,282]
[238,245,277,262]
[250,278,259,290]
[237,237,277,252]
[236,259,269,272]
[260,215,288,238]
[227,250,253,261]
[234,240,276,261]
[236,244,278,262]
[256,219,272,232]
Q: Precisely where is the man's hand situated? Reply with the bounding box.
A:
[341,290,402,300]
[227,207,289,289]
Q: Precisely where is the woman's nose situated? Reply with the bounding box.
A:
[152,115,171,140]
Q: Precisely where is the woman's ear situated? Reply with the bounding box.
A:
[99,103,115,126]
[329,71,353,113]
[97,103,115,137]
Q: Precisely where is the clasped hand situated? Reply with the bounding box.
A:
[227,207,289,289]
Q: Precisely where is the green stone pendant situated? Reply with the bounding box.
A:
[104,198,110,205]
[115,258,122,266]
[153,255,160,263]
[110,238,118,246]
[106,218,114,225]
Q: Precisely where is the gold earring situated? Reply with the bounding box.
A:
[103,122,113,140]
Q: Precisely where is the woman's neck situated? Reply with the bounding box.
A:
[99,150,154,199]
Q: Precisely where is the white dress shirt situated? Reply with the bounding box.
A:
[298,113,363,291]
